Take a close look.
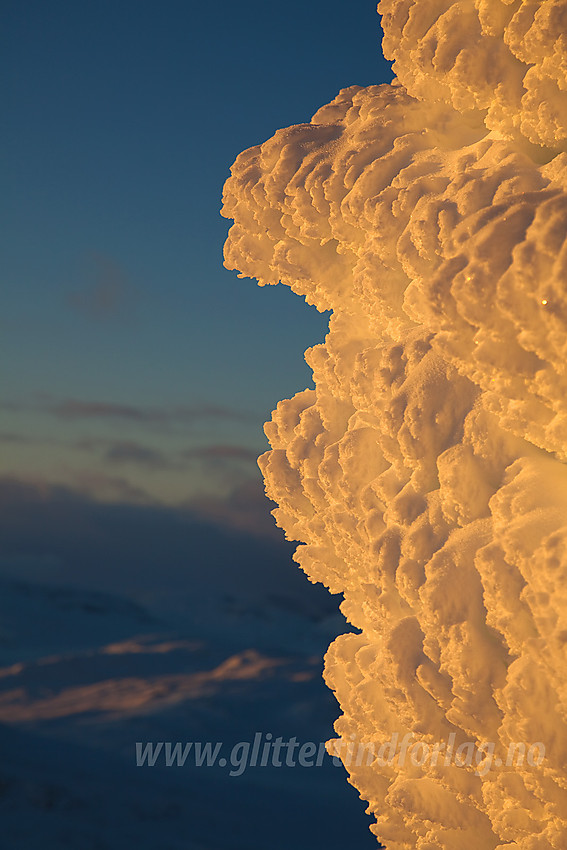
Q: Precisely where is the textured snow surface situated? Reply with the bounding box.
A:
[222,2,567,847]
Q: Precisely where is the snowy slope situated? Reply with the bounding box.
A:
[0,577,378,849]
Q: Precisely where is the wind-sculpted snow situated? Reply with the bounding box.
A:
[380,0,567,151]
[221,3,567,847]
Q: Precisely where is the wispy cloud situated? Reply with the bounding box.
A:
[94,441,260,472]
[0,433,168,469]
[0,396,258,427]
[182,445,260,463]
[0,432,37,444]
[1,428,263,484]
[101,441,171,470]
[69,470,155,504]
[66,253,138,321]
[54,400,163,422]
[0,472,154,508]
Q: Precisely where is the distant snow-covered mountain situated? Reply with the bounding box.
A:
[0,576,377,849]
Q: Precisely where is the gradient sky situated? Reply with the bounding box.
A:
[2,0,392,514]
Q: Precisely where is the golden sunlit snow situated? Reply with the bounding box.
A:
[222,2,567,846]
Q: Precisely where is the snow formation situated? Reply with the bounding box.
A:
[222,2,567,847]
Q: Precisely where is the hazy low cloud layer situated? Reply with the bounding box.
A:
[0,475,296,602]
[222,1,567,847]
[1,421,264,508]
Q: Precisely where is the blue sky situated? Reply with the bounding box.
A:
[2,10,391,843]
[2,0,392,522]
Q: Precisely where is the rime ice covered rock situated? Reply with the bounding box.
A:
[222,2,567,847]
